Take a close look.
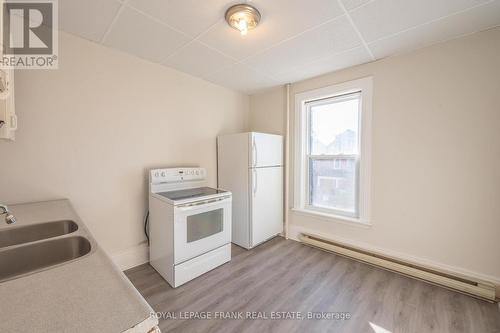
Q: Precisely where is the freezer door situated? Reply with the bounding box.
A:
[250,166,283,247]
[250,132,283,168]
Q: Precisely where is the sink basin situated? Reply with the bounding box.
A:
[0,220,78,248]
[0,236,91,282]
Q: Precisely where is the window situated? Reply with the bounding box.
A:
[294,77,372,224]
[307,92,360,216]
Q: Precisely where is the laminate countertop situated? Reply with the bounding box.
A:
[0,199,158,333]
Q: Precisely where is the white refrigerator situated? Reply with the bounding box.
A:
[217,132,283,249]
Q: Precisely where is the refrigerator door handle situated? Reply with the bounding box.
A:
[252,169,257,196]
[252,136,257,167]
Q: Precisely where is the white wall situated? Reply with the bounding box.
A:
[250,27,500,283]
[0,32,249,262]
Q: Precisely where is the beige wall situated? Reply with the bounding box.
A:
[249,86,285,135]
[0,32,249,257]
[249,27,500,282]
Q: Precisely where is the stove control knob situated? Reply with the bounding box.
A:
[161,172,165,177]
[154,172,159,177]
[195,170,199,175]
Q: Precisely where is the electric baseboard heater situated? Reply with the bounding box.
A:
[299,233,496,302]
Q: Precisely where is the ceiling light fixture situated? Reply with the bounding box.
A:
[225,4,261,36]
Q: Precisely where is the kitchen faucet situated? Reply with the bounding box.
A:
[0,204,16,224]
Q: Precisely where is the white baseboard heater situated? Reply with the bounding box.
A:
[299,233,497,302]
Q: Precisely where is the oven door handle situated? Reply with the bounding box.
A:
[176,197,230,211]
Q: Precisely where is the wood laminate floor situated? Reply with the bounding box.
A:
[125,237,500,333]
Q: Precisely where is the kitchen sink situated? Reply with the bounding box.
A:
[0,236,91,282]
[0,220,78,248]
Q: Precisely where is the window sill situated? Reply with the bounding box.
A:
[291,208,372,228]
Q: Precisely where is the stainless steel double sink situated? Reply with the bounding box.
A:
[0,220,92,283]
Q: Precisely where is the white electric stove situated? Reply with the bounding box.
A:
[148,167,232,288]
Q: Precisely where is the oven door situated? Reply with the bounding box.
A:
[173,196,231,264]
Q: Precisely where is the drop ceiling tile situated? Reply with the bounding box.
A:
[297,46,372,76]
[244,16,361,77]
[274,46,372,84]
[369,0,500,58]
[272,71,309,86]
[163,41,237,79]
[206,64,278,93]
[104,7,191,63]
[59,0,121,42]
[127,0,231,37]
[199,0,344,60]
[341,0,373,11]
[350,0,491,42]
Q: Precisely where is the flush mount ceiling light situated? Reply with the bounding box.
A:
[225,4,261,36]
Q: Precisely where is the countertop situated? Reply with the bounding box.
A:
[0,199,158,333]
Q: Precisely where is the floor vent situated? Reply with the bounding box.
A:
[299,233,496,302]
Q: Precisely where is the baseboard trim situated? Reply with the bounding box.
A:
[111,242,149,271]
[289,224,500,298]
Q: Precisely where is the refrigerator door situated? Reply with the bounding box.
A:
[249,166,283,247]
[249,132,283,168]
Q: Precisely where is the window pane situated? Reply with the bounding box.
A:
[309,158,357,214]
[309,95,359,155]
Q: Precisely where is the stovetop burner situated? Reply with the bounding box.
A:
[157,187,228,202]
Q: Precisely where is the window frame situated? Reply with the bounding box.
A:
[294,77,373,225]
